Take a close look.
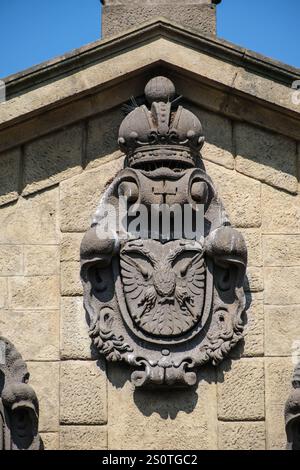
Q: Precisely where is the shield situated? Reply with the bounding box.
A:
[117,238,212,341]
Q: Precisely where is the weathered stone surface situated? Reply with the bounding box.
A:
[262,185,300,234]
[107,364,218,450]
[240,229,262,267]
[0,278,7,308]
[218,422,265,450]
[60,360,107,425]
[0,309,59,361]
[9,276,60,309]
[60,426,107,450]
[61,297,94,359]
[0,245,23,276]
[265,358,295,449]
[0,148,20,206]
[27,362,59,432]
[61,261,82,296]
[86,108,123,168]
[217,358,265,420]
[242,295,264,357]
[23,125,83,195]
[60,157,124,232]
[189,106,234,169]
[233,65,300,116]
[102,4,217,37]
[244,267,263,292]
[205,161,261,228]
[0,337,42,450]
[236,124,297,193]
[81,76,248,388]
[263,235,300,266]
[60,233,83,261]
[24,245,60,276]
[0,188,60,244]
[264,267,300,305]
[40,433,59,451]
[265,306,300,357]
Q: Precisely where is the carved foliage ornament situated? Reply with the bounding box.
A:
[0,337,41,450]
[80,76,247,388]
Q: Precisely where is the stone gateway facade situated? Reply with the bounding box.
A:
[0,2,300,450]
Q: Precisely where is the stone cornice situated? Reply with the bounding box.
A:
[4,18,299,98]
[0,18,299,154]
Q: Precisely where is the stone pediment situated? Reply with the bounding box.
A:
[1,18,300,155]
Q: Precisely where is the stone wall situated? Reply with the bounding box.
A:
[101,1,218,38]
[0,101,299,450]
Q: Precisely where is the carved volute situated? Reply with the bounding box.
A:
[80,76,248,388]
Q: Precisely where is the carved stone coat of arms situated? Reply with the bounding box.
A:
[80,76,247,388]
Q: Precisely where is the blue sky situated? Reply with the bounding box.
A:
[0,0,299,78]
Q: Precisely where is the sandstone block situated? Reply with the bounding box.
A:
[40,433,59,451]
[60,360,107,425]
[205,161,261,228]
[24,245,60,276]
[60,426,107,450]
[9,276,60,309]
[265,358,295,449]
[217,358,264,420]
[0,148,20,206]
[240,229,262,267]
[60,233,83,261]
[107,363,218,450]
[60,157,124,232]
[236,124,297,193]
[189,106,234,169]
[262,185,300,234]
[218,421,265,450]
[0,309,59,361]
[244,267,263,292]
[61,297,94,359]
[0,245,23,276]
[242,296,264,357]
[264,267,300,304]
[265,305,300,356]
[0,278,7,309]
[263,235,300,266]
[86,108,123,168]
[61,261,83,296]
[102,4,217,37]
[0,187,60,244]
[23,124,83,195]
[27,362,59,432]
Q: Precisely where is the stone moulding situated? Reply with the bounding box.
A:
[0,336,41,450]
[285,362,300,450]
[80,76,248,388]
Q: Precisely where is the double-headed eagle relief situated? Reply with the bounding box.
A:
[80,76,248,388]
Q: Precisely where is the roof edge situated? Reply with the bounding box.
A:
[3,17,300,100]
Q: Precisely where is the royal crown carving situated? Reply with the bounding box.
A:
[80,76,248,388]
[0,337,41,450]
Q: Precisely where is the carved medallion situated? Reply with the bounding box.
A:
[80,76,247,388]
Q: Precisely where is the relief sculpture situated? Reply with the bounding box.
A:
[80,76,248,388]
[0,337,41,450]
[285,362,300,450]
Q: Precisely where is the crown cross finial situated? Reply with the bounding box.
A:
[118,76,205,170]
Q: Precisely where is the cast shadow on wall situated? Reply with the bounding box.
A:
[92,292,249,419]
